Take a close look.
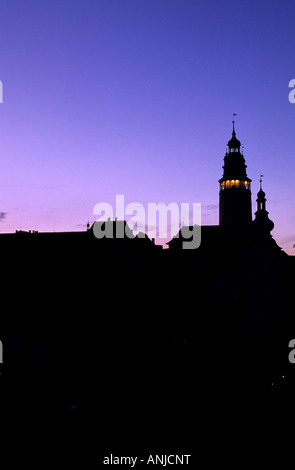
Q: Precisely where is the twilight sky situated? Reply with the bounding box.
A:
[0,0,295,253]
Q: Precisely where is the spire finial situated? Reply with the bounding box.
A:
[232,113,237,135]
[260,174,264,190]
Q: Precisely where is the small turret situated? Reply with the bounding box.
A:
[253,176,274,232]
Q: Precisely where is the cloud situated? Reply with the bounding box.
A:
[0,212,6,221]
[202,204,219,218]
[205,204,218,212]
[278,234,295,245]
[268,198,289,205]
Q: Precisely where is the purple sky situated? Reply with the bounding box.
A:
[0,0,295,253]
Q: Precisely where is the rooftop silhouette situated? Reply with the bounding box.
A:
[1,123,294,466]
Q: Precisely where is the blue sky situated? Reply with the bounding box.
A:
[0,0,294,253]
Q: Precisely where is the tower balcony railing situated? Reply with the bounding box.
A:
[220,180,251,190]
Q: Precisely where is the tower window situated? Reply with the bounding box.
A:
[222,180,249,189]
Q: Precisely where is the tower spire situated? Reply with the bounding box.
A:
[227,115,241,153]
[232,113,237,136]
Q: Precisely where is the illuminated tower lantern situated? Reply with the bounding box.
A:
[219,121,252,226]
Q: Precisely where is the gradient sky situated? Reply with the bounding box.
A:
[0,0,295,253]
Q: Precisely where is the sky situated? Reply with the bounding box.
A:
[0,0,295,253]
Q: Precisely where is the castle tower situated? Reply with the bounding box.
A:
[253,177,274,232]
[219,122,252,226]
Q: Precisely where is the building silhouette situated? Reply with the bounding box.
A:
[168,122,294,331]
[0,123,294,464]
